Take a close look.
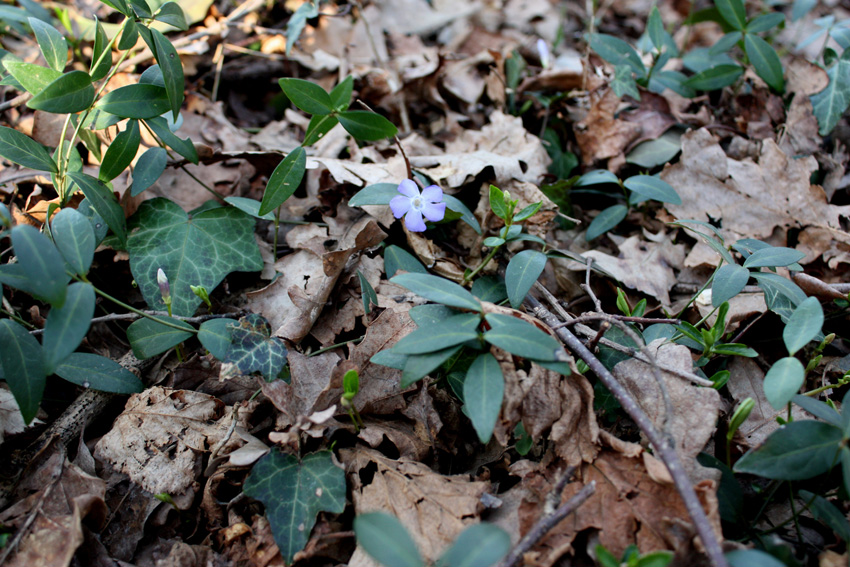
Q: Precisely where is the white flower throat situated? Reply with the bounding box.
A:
[412,197,423,208]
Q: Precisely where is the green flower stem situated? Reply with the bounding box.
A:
[803,377,850,397]
[1,307,36,330]
[464,244,501,283]
[179,165,229,201]
[273,208,281,260]
[309,337,363,357]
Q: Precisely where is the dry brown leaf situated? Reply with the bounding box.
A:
[0,384,41,446]
[779,94,821,156]
[612,341,723,482]
[358,419,432,461]
[261,350,341,427]
[341,446,491,566]
[662,128,850,263]
[575,88,642,165]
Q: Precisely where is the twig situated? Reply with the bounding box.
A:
[556,313,681,327]
[28,311,244,335]
[0,92,31,112]
[525,293,728,567]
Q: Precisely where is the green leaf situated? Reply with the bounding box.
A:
[647,7,666,51]
[349,183,398,206]
[244,451,346,564]
[279,77,334,115]
[623,175,681,204]
[154,2,188,30]
[443,194,482,235]
[118,17,139,50]
[483,237,505,247]
[0,319,45,423]
[763,356,805,409]
[128,198,262,316]
[130,0,152,18]
[150,28,184,121]
[586,204,627,240]
[745,34,785,92]
[90,19,111,82]
[224,196,275,221]
[29,18,67,72]
[330,75,353,111]
[11,224,67,307]
[792,394,842,426]
[588,33,645,77]
[711,343,758,357]
[470,276,507,303]
[709,31,743,56]
[43,282,95,374]
[463,353,504,444]
[513,202,543,223]
[100,0,131,16]
[747,12,785,33]
[338,110,398,141]
[484,313,564,361]
[384,245,427,278]
[391,272,481,311]
[626,129,682,168]
[489,184,509,220]
[224,313,288,380]
[683,64,744,90]
[711,264,749,306]
[576,169,619,186]
[370,349,408,370]
[726,550,786,567]
[285,0,319,54]
[197,318,235,360]
[733,420,842,479]
[131,147,168,196]
[302,113,339,146]
[0,125,58,172]
[0,264,43,298]
[98,84,171,119]
[505,250,546,309]
[393,313,481,354]
[715,0,747,30]
[259,147,306,216]
[54,352,144,393]
[99,119,140,182]
[358,270,378,314]
[783,296,824,355]
[409,304,457,327]
[811,57,850,135]
[66,172,127,246]
[354,512,423,567]
[751,272,807,323]
[4,60,60,94]
[127,317,194,359]
[798,489,850,542]
[401,346,462,388]
[145,116,198,164]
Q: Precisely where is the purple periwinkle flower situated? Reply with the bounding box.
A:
[390,179,446,232]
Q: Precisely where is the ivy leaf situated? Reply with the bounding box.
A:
[54,352,144,394]
[243,451,346,563]
[811,56,850,135]
[223,313,288,381]
[0,319,45,424]
[463,353,504,444]
[128,198,262,316]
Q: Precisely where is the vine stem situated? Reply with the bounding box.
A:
[463,245,501,283]
[525,291,729,567]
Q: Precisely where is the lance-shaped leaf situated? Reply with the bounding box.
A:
[279,77,334,115]
[11,224,67,307]
[464,353,504,444]
[716,0,747,30]
[505,249,547,308]
[0,125,58,172]
[127,198,262,316]
[393,312,481,354]
[745,34,785,93]
[391,272,481,311]
[734,420,842,480]
[100,120,140,182]
[67,172,127,246]
[0,319,45,424]
[354,513,424,567]
[4,60,61,94]
[51,203,95,277]
[484,313,564,362]
[243,451,346,563]
[783,296,824,355]
[348,183,398,206]
[338,110,398,140]
[623,175,681,204]
[586,204,627,241]
[131,147,168,196]
[28,70,94,114]
[29,18,68,72]
[438,523,511,567]
[127,317,194,359]
[150,28,184,121]
[98,84,171,119]
[223,314,288,380]
[258,147,306,216]
[743,246,806,269]
[145,115,198,164]
[401,346,462,388]
[43,282,95,374]
[55,352,144,394]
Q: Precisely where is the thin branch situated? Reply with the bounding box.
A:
[28,311,244,335]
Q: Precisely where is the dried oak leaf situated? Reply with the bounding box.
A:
[522,451,721,566]
[575,88,642,166]
[661,128,850,264]
[341,447,491,566]
[94,387,234,497]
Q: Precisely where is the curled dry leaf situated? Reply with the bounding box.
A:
[575,88,642,166]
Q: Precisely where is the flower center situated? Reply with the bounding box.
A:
[412,197,423,209]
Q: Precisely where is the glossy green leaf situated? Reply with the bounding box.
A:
[576,169,619,186]
[0,319,45,424]
[483,237,505,247]
[67,172,127,246]
[302,114,339,146]
[401,346,462,388]
[349,183,398,206]
[99,0,131,16]
[798,490,850,542]
[811,57,850,135]
[354,512,423,567]
[43,282,95,374]
[90,19,111,81]
[733,420,842,479]
[154,2,188,30]
[4,60,60,94]
[145,115,198,164]
[383,245,427,278]
[128,198,261,315]
[792,394,842,426]
[279,77,334,115]
[99,119,140,182]
[484,313,564,362]
[438,523,511,567]
[127,317,194,359]
[370,349,408,370]
[647,7,666,51]
[338,110,398,141]
[330,75,353,111]
[410,304,456,328]
[715,0,747,30]
[258,147,306,216]
[505,249,546,309]
[285,0,319,55]
[711,264,749,306]
[623,175,681,204]
[0,264,43,298]
[513,201,543,223]
[393,312,481,354]
[224,196,275,221]
[586,204,627,240]
[118,17,139,50]
[131,147,168,196]
[224,314,288,380]
[463,353,504,444]
[489,184,509,220]
[244,451,346,563]
[470,276,507,303]
[783,296,824,355]
[130,0,152,18]
[751,272,807,323]
[683,64,744,90]
[588,33,645,77]
[726,550,785,567]
[626,129,682,168]
[54,352,144,393]
[763,356,805,409]
[11,224,67,307]
[711,343,758,357]
[391,272,481,311]
[197,318,235,360]
[98,84,171,119]
[745,34,785,92]
[747,12,784,33]
[29,18,67,72]
[150,28,184,121]
[443,194,482,234]
[0,125,58,172]
[709,31,743,55]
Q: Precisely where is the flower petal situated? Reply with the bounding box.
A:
[404,209,426,232]
[397,179,420,198]
[390,195,411,218]
[421,184,443,203]
[421,201,446,222]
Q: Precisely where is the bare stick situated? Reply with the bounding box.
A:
[525,295,728,567]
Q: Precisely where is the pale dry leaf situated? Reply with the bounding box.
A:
[695,290,766,332]
[779,94,821,157]
[612,341,722,483]
[575,88,642,165]
[261,350,341,428]
[0,385,41,446]
[341,446,490,566]
[358,419,432,461]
